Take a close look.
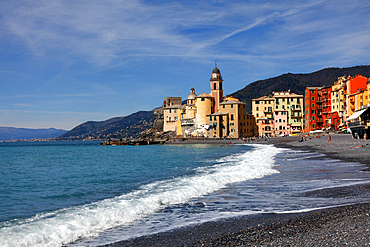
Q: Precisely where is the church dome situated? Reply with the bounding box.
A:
[212,67,220,74]
[187,88,197,100]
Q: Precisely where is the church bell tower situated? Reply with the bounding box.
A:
[210,63,223,112]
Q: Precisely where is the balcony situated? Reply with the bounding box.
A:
[291,115,301,119]
[291,107,301,111]
[316,101,322,104]
[348,120,370,128]
[181,119,195,126]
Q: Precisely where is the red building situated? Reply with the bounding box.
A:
[321,86,332,129]
[305,87,322,132]
[305,75,369,133]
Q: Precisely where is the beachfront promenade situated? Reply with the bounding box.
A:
[104,133,370,247]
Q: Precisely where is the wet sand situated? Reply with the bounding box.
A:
[102,134,370,246]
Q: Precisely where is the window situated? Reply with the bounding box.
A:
[231,104,233,108]
[312,104,315,107]
[231,114,234,120]
[256,107,259,111]
[297,98,300,104]
[312,96,315,101]
[174,109,176,113]
[223,105,225,108]
[201,98,205,101]
[169,109,171,113]
[214,116,216,121]
[169,117,171,121]
[210,116,212,121]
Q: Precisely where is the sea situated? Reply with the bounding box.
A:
[1,141,370,247]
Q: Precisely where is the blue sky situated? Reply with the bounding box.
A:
[1,0,370,130]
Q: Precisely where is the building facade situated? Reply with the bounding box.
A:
[252,91,304,137]
[164,65,257,138]
[163,97,182,132]
[305,75,369,132]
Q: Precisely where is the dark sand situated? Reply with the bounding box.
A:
[102,134,370,246]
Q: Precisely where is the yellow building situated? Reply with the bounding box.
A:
[207,96,256,138]
[331,76,347,126]
[163,97,182,132]
[252,96,274,137]
[167,65,256,138]
[252,91,304,137]
[195,93,214,126]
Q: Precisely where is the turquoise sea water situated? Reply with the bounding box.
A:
[1,141,370,246]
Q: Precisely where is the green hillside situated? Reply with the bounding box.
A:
[56,111,156,141]
[57,65,370,140]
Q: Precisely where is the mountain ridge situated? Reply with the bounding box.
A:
[0,127,67,141]
[55,110,156,141]
[5,65,370,141]
[231,65,370,113]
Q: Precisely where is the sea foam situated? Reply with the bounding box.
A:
[0,144,281,247]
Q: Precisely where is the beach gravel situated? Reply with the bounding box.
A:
[102,133,370,247]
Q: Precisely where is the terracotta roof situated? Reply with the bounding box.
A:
[220,100,245,105]
[196,92,213,98]
[207,112,228,116]
[252,96,272,101]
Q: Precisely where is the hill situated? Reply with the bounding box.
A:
[0,127,67,141]
[231,65,370,113]
[56,110,156,141]
[55,65,370,140]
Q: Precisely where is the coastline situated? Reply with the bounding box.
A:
[101,134,370,247]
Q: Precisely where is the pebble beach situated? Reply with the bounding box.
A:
[104,133,370,246]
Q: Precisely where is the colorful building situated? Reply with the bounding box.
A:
[163,97,182,132]
[252,91,304,137]
[274,91,304,135]
[305,75,369,132]
[164,65,256,138]
[207,96,256,138]
[304,87,322,132]
[252,96,274,137]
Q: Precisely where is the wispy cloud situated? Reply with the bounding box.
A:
[2,0,369,69]
[3,93,93,99]
[12,103,34,107]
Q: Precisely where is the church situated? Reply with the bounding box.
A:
[162,65,257,138]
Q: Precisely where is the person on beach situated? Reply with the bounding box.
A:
[328,134,331,143]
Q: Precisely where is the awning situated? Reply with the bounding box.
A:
[346,108,367,121]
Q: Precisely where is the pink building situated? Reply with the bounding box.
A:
[274,111,290,136]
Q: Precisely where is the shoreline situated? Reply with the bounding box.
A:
[101,134,370,246]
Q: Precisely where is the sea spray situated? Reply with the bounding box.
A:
[0,144,281,247]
